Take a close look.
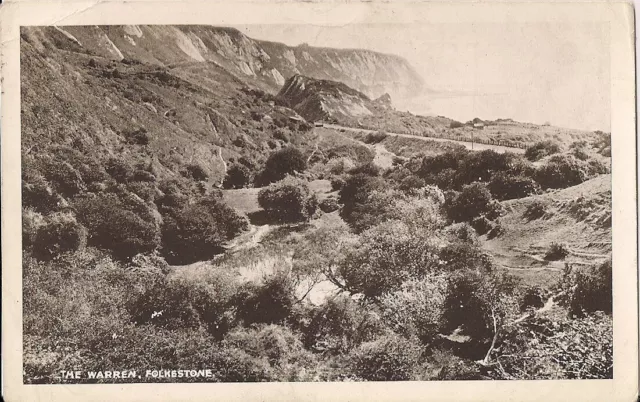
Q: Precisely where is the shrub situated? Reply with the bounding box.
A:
[37,158,85,197]
[338,221,439,298]
[105,157,133,183]
[222,324,315,381]
[258,147,307,185]
[273,128,290,143]
[449,120,464,129]
[446,182,495,223]
[444,222,478,245]
[347,162,380,177]
[520,286,547,311]
[349,334,423,381]
[488,172,540,200]
[544,242,569,261]
[123,128,150,145]
[399,175,425,194]
[303,295,384,354]
[535,154,587,189]
[325,157,356,176]
[363,131,388,144]
[471,216,493,236]
[257,177,318,223]
[486,221,505,239]
[22,176,60,213]
[319,197,340,213]
[525,140,561,161]
[223,164,252,189]
[442,269,520,341]
[183,163,208,181]
[497,312,612,379]
[438,242,493,272]
[570,259,612,316]
[379,275,447,345]
[130,169,156,183]
[161,196,248,264]
[32,213,86,260]
[234,272,297,326]
[524,200,547,220]
[426,349,483,380]
[338,173,385,227]
[74,193,160,260]
[330,176,346,191]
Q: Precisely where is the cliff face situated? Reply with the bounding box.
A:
[23,25,425,100]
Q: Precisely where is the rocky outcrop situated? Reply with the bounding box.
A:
[276,74,374,123]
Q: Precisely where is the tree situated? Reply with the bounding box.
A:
[257,177,318,223]
[223,164,252,189]
[446,182,496,223]
[161,196,248,264]
[258,147,307,185]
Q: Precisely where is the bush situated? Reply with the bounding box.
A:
[525,140,561,161]
[524,200,547,220]
[544,242,569,261]
[399,175,425,194]
[32,213,86,260]
[257,177,318,223]
[488,172,540,200]
[338,221,439,298]
[130,169,156,183]
[470,216,493,236]
[223,164,252,189]
[123,128,150,145]
[363,131,388,144]
[426,349,483,380]
[570,259,612,316]
[446,182,496,223]
[438,242,493,272]
[535,154,587,189]
[22,175,60,213]
[234,272,297,326]
[449,120,464,129]
[319,197,340,213]
[303,295,384,354]
[222,324,315,381]
[442,269,519,341]
[183,163,208,182]
[161,196,248,264]
[37,158,86,197]
[273,128,290,143]
[330,176,346,191]
[379,275,447,345]
[74,193,160,260]
[347,162,380,177]
[349,334,423,381]
[105,157,134,183]
[258,147,307,185]
[520,286,547,311]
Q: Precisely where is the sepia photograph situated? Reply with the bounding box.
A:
[2,1,637,401]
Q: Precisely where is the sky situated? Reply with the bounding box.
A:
[237,23,610,132]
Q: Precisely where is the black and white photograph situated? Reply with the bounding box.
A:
[2,1,638,401]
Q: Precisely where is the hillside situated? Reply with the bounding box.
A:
[22,26,424,101]
[483,174,611,287]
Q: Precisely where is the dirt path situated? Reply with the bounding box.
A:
[326,123,525,154]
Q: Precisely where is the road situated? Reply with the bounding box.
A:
[324,124,525,154]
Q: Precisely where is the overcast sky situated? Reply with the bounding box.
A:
[238,23,610,131]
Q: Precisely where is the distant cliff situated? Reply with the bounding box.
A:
[24,25,425,100]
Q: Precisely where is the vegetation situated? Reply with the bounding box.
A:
[257,177,318,223]
[257,147,307,185]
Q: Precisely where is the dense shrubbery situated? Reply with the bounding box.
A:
[488,172,540,201]
[525,140,561,161]
[234,272,297,326]
[349,334,423,381]
[544,242,569,261]
[75,193,160,261]
[535,154,587,189]
[523,200,547,220]
[32,213,86,261]
[446,183,500,223]
[257,147,307,185]
[258,177,318,223]
[223,164,252,189]
[319,197,340,213]
[161,196,248,264]
[570,259,612,316]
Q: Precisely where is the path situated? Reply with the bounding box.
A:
[325,124,525,154]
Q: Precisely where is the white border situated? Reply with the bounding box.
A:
[1,1,637,401]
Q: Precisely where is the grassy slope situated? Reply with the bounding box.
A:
[483,174,611,288]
